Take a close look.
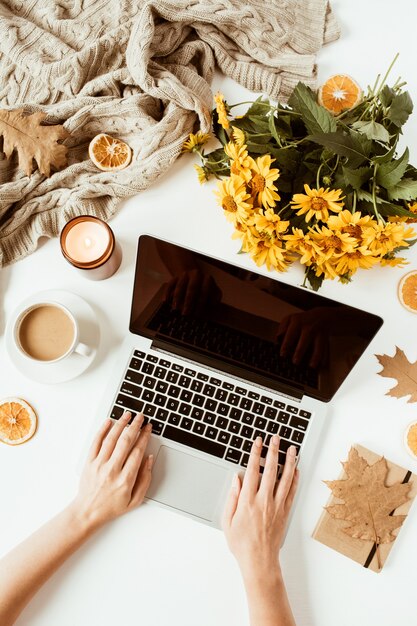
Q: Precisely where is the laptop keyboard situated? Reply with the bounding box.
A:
[110,349,313,474]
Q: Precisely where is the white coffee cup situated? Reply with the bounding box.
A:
[13,301,91,363]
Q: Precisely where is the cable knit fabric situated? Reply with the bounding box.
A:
[0,0,340,266]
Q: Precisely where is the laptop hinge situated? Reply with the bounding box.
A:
[152,337,303,402]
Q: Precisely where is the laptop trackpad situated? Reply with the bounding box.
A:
[147,445,229,522]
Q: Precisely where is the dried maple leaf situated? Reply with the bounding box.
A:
[376,346,417,403]
[325,447,411,569]
[0,108,69,176]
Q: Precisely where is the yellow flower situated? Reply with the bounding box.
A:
[182,131,210,153]
[232,126,246,147]
[327,209,376,241]
[214,92,230,130]
[284,228,317,265]
[232,221,256,251]
[388,202,417,224]
[251,208,289,238]
[334,247,379,275]
[246,232,292,272]
[291,184,345,222]
[194,164,208,184]
[380,256,408,267]
[215,175,253,225]
[248,154,281,209]
[362,222,415,255]
[224,142,252,182]
[309,225,356,261]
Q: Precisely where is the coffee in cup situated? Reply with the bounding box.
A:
[14,302,90,363]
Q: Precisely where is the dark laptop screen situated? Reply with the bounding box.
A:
[130,235,383,402]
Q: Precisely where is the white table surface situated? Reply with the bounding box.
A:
[2,2,417,624]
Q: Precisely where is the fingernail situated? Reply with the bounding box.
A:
[232,473,240,491]
[123,411,131,419]
[145,423,153,431]
[272,434,279,447]
[288,445,296,457]
[148,454,154,470]
[256,436,262,447]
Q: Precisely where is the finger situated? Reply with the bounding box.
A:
[310,333,326,369]
[259,434,279,497]
[111,413,146,468]
[98,411,136,462]
[240,436,263,499]
[122,423,153,477]
[280,319,299,357]
[284,468,299,514]
[275,445,297,504]
[183,269,200,315]
[293,327,313,365]
[88,418,113,461]
[276,315,290,338]
[222,474,241,529]
[128,454,154,509]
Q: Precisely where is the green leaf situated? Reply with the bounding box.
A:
[245,96,271,118]
[387,178,417,201]
[268,113,281,145]
[379,85,395,108]
[289,82,337,135]
[351,120,390,143]
[387,91,413,127]
[342,165,372,190]
[377,203,417,219]
[211,110,229,146]
[308,131,370,168]
[376,148,409,188]
[373,144,397,164]
[245,140,271,154]
[304,267,324,292]
[269,147,300,172]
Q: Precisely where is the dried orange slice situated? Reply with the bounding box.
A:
[88,133,132,171]
[318,75,362,115]
[404,422,417,459]
[0,398,37,445]
[398,270,417,313]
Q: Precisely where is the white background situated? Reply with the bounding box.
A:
[1,1,417,624]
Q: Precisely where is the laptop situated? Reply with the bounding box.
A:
[93,234,383,528]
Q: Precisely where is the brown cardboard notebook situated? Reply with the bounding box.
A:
[312,444,417,573]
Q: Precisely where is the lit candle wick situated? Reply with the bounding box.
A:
[84,237,93,248]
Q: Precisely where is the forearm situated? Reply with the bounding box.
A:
[0,502,96,626]
[241,565,296,626]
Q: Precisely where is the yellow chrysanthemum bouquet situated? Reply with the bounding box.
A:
[185,57,417,290]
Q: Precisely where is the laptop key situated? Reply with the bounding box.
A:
[180,390,192,403]
[215,388,228,401]
[154,367,166,379]
[230,407,242,420]
[205,398,217,412]
[110,406,124,420]
[222,381,234,391]
[248,391,260,400]
[143,377,156,389]
[280,440,300,456]
[180,417,193,430]
[121,382,142,397]
[203,384,216,397]
[241,425,254,439]
[216,416,228,429]
[289,416,309,431]
[299,410,312,419]
[129,358,142,371]
[206,427,218,440]
[287,405,298,414]
[228,421,241,434]
[191,407,204,420]
[156,408,169,421]
[154,394,166,407]
[197,373,209,381]
[241,453,250,467]
[218,403,229,416]
[178,375,191,388]
[210,377,221,386]
[230,435,243,449]
[280,426,292,440]
[193,422,205,435]
[243,440,252,453]
[228,393,240,406]
[218,432,231,444]
[166,371,179,383]
[159,359,171,368]
[203,412,216,425]
[156,381,168,393]
[278,411,290,424]
[146,354,158,363]
[185,368,196,377]
[265,406,277,419]
[116,394,143,414]
[163,425,226,458]
[242,412,254,425]
[254,416,267,429]
[134,350,145,359]
[141,362,154,375]
[240,397,252,411]
[142,390,155,403]
[261,446,268,458]
[144,404,156,417]
[178,402,191,416]
[172,364,183,372]
[168,413,181,426]
[190,380,203,392]
[149,419,164,435]
[125,369,144,385]
[168,385,180,398]
[253,402,264,415]
[261,396,272,405]
[192,394,205,407]
[274,400,286,409]
[266,421,279,434]
[292,430,305,444]
[167,399,179,412]
[225,448,241,464]
[236,387,247,395]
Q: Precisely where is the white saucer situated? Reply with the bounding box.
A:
[5,290,100,384]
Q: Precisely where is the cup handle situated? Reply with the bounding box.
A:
[74,341,92,358]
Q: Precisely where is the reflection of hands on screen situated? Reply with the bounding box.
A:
[276,307,336,369]
[164,269,222,316]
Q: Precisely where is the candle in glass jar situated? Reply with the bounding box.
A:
[60,215,122,280]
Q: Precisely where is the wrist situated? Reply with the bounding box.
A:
[65,500,104,537]
[239,559,283,590]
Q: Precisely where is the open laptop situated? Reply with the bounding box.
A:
[93,234,383,528]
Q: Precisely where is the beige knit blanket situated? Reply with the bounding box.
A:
[0,0,339,266]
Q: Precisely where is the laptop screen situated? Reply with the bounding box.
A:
[130,235,383,402]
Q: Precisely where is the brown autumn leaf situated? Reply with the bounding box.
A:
[0,108,69,176]
[325,447,411,569]
[376,346,417,403]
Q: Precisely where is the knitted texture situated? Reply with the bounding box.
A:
[0,0,340,266]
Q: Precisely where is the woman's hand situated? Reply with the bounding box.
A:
[71,411,153,532]
[223,435,299,578]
